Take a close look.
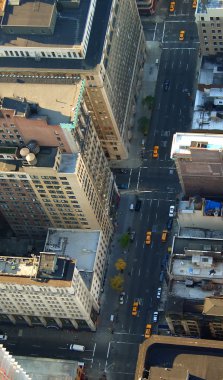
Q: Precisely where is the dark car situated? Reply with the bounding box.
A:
[130,231,136,242]
[135,199,142,211]
[166,218,173,230]
[118,183,128,190]
[163,79,170,91]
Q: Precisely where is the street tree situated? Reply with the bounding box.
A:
[138,116,149,136]
[142,95,154,110]
[115,258,127,272]
[119,233,130,248]
[110,274,124,292]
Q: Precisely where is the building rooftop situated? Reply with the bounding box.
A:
[0,0,113,69]
[15,355,81,380]
[0,252,75,288]
[203,296,223,315]
[0,80,83,124]
[169,236,223,299]
[2,0,55,28]
[135,335,223,380]
[172,236,223,256]
[171,132,223,157]
[197,0,223,14]
[0,146,58,171]
[0,0,91,49]
[58,153,78,173]
[0,256,38,277]
[44,228,100,272]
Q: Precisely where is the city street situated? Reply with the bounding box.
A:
[0,2,199,380]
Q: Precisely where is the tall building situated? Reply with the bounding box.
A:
[0,145,113,239]
[0,345,31,380]
[195,0,223,56]
[171,132,223,197]
[0,79,117,239]
[0,228,108,330]
[0,0,146,160]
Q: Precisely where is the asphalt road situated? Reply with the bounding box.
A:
[0,2,199,380]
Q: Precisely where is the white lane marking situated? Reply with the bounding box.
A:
[58,347,67,350]
[106,342,111,359]
[92,343,96,358]
[32,344,41,348]
[186,63,189,70]
[135,240,138,248]
[157,102,160,110]
[153,22,157,41]
[138,268,141,276]
[128,168,132,189]
[116,341,139,345]
[163,47,197,50]
[114,332,144,336]
[136,167,141,190]
[130,267,133,276]
[161,21,166,43]
[7,343,16,346]
[179,109,182,115]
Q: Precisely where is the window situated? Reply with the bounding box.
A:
[212,30,215,33]
[201,17,204,20]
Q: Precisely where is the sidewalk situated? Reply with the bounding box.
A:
[111,41,162,169]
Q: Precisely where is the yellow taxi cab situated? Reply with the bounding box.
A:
[192,0,197,8]
[161,230,168,242]
[169,1,175,12]
[145,231,152,245]
[153,146,159,158]
[144,324,152,338]
[179,30,185,41]
[132,301,139,316]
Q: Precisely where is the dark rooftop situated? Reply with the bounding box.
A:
[2,97,29,115]
[173,236,223,256]
[0,146,57,170]
[135,336,223,380]
[0,0,112,70]
[1,0,91,48]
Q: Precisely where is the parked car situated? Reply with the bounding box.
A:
[118,183,128,190]
[159,271,164,282]
[119,292,125,305]
[153,311,159,323]
[163,79,170,91]
[130,231,136,242]
[166,218,173,230]
[169,205,175,217]
[129,203,134,211]
[144,324,152,338]
[135,199,142,211]
[156,287,162,299]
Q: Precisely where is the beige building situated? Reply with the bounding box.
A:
[195,0,223,55]
[0,228,107,330]
[0,146,113,239]
[0,80,116,214]
[0,0,146,160]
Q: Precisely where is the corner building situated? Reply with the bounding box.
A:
[196,0,223,55]
[0,0,146,160]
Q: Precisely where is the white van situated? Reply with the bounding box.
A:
[0,334,7,341]
[70,344,85,352]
